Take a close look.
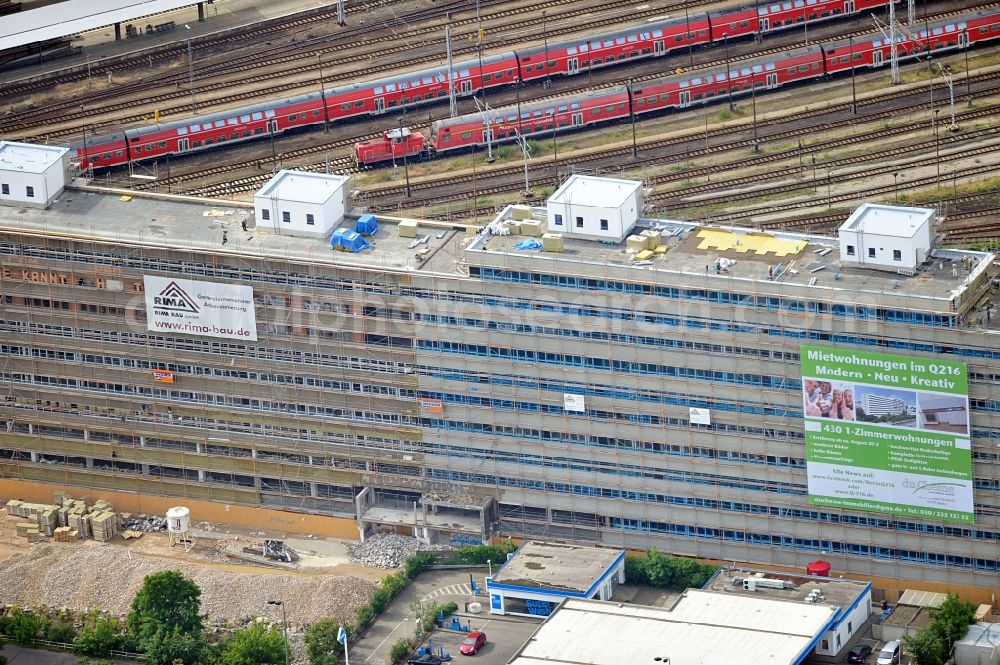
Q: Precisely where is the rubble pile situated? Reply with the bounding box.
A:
[122,514,168,532]
[347,533,452,569]
[0,543,375,624]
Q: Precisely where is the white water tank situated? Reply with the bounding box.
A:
[166,506,191,534]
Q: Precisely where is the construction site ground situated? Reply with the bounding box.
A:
[0,511,382,629]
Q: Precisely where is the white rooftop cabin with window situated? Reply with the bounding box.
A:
[253,170,350,238]
[0,141,68,209]
[838,203,934,273]
[546,174,643,242]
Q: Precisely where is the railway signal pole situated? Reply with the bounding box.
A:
[473,97,496,163]
[933,109,940,188]
[446,26,457,118]
[399,117,411,198]
[750,71,758,152]
[937,64,957,131]
[513,129,532,198]
[337,0,345,27]
[476,0,486,106]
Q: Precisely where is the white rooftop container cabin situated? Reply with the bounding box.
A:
[838,203,934,273]
[0,141,68,209]
[253,170,350,238]
[546,174,642,242]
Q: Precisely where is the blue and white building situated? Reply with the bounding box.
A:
[487,541,625,617]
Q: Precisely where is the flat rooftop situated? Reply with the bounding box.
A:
[471,208,993,305]
[490,541,623,593]
[508,594,838,665]
[706,567,870,618]
[0,187,994,321]
[0,0,200,52]
[256,170,348,205]
[0,141,67,173]
[839,203,933,238]
[548,174,641,208]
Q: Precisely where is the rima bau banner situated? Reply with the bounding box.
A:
[144,276,257,341]
[800,345,973,524]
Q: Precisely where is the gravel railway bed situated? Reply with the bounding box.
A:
[0,542,375,625]
[349,75,1000,212]
[118,2,994,197]
[4,0,740,137]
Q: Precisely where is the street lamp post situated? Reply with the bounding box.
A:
[933,109,940,188]
[723,35,733,111]
[184,25,196,114]
[683,0,694,70]
[849,35,857,115]
[628,78,637,157]
[267,600,290,665]
[542,10,550,85]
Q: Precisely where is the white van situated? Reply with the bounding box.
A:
[876,640,901,665]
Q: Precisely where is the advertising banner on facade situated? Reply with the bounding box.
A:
[801,345,973,524]
[144,276,257,341]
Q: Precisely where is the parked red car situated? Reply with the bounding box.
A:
[460,631,487,656]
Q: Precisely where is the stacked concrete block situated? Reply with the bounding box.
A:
[54,526,78,542]
[91,511,119,542]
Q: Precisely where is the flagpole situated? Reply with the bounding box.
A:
[338,625,350,665]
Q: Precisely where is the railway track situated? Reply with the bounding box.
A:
[356,74,1000,207]
[140,29,1000,199]
[3,0,730,137]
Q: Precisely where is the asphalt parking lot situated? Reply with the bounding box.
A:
[415,613,542,664]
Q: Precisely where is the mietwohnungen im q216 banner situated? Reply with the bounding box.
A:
[800,345,973,524]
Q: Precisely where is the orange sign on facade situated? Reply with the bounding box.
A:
[420,398,444,414]
[153,369,174,383]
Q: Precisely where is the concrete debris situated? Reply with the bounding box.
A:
[122,514,168,532]
[348,533,452,569]
[0,542,375,625]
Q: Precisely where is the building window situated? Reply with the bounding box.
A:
[893,249,902,261]
[0,184,7,195]
[25,186,34,198]
[282,211,291,223]
[554,214,563,226]
[600,219,609,231]
[846,245,855,256]
[575,216,584,228]
[261,209,270,221]
[868,247,876,258]
[306,213,315,226]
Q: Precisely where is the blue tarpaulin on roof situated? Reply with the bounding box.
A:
[514,238,543,250]
[331,227,371,252]
[355,214,379,236]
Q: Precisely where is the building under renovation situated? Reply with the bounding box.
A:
[0,172,998,590]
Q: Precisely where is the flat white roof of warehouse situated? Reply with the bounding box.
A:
[508,594,838,665]
[0,0,200,52]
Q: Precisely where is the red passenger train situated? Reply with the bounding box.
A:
[74,0,893,171]
[425,10,1000,157]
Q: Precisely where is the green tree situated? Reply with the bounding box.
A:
[144,627,207,665]
[643,549,674,588]
[7,612,41,644]
[623,555,649,585]
[45,619,77,644]
[930,593,976,644]
[127,571,203,645]
[904,627,948,665]
[219,622,286,665]
[0,631,6,665]
[305,618,341,665]
[74,615,120,657]
[389,637,412,665]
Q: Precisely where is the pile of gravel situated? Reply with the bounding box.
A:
[347,533,452,569]
[0,542,375,625]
